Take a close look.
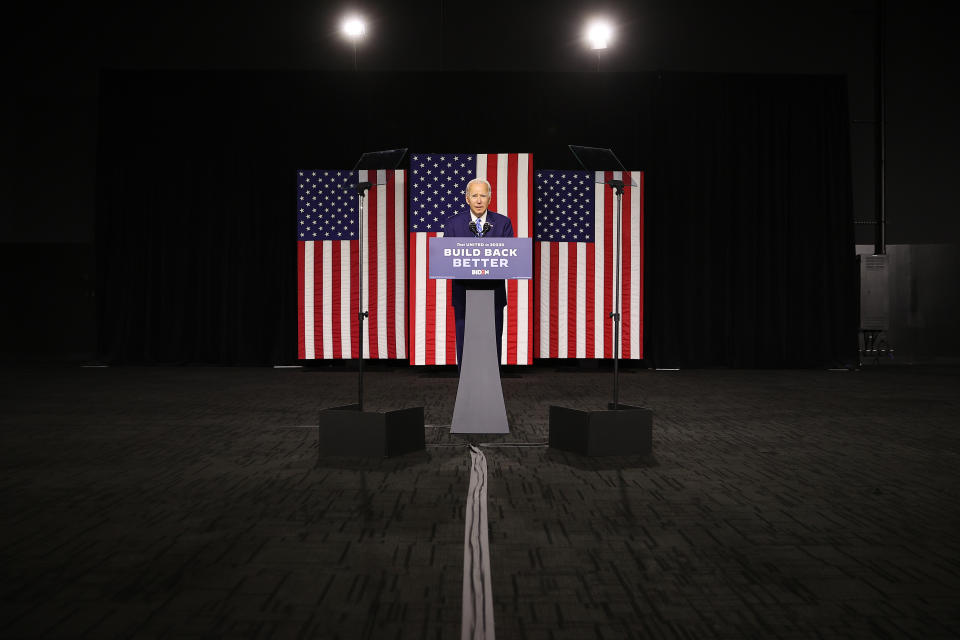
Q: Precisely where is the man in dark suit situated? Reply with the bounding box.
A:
[441,178,515,367]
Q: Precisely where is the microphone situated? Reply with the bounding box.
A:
[469,220,478,236]
[481,222,492,237]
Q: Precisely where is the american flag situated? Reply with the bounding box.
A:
[534,170,644,359]
[297,169,407,359]
[408,153,534,365]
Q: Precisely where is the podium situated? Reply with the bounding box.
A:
[429,236,532,434]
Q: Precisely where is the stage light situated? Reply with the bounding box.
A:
[585,20,612,50]
[341,15,366,71]
[342,16,366,39]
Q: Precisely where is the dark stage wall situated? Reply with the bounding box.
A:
[95,70,856,367]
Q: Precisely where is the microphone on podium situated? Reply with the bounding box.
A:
[469,220,479,237]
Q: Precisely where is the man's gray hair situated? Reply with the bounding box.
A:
[465,178,492,196]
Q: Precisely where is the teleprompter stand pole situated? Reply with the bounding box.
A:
[355,181,371,411]
[546,146,652,457]
[317,149,424,458]
[607,178,624,409]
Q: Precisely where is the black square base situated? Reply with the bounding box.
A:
[548,403,653,456]
[319,404,425,457]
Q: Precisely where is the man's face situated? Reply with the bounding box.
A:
[466,182,491,217]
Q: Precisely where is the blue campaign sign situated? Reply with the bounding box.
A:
[428,237,533,280]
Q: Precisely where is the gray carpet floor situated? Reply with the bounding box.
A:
[1,364,958,639]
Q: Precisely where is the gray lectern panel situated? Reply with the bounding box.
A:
[451,290,509,434]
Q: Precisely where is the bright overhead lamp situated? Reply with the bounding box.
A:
[342,16,366,40]
[341,15,366,71]
[585,20,612,50]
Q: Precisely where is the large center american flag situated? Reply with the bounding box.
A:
[408,153,534,365]
[297,169,406,360]
[534,170,644,359]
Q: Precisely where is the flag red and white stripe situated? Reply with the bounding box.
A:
[408,153,534,365]
[535,170,644,359]
[297,169,406,359]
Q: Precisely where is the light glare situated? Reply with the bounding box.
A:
[342,17,365,39]
[586,21,612,50]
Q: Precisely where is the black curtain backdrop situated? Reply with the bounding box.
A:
[648,73,857,367]
[96,70,855,367]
